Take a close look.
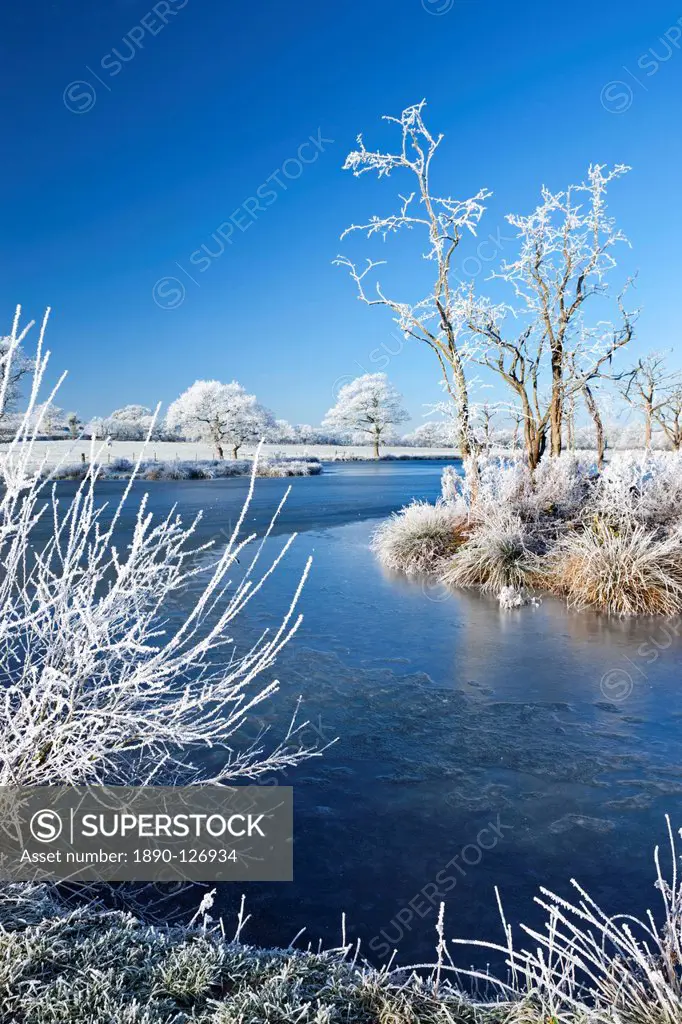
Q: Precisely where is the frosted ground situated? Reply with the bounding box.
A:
[2,438,454,472]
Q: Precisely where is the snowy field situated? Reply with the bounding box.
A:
[0,439,459,472]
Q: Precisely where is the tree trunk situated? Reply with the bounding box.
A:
[451,360,472,461]
[549,383,563,457]
[216,443,224,459]
[232,445,240,459]
[549,338,564,456]
[583,383,606,470]
[373,432,380,459]
[566,393,575,450]
[443,352,479,506]
[524,420,546,471]
[644,404,652,449]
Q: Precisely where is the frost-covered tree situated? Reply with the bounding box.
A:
[460,166,634,468]
[84,416,105,439]
[266,418,298,444]
[66,411,81,438]
[472,402,500,452]
[104,404,154,440]
[0,307,323,788]
[0,334,32,425]
[29,401,65,436]
[653,382,682,451]
[335,100,490,463]
[621,353,677,449]
[401,419,458,448]
[322,373,409,457]
[167,380,274,458]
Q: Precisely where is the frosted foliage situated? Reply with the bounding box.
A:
[498,586,536,609]
[442,457,531,516]
[402,420,459,448]
[323,373,408,453]
[531,453,594,516]
[594,451,682,527]
[451,817,682,1021]
[167,380,274,457]
[0,309,323,788]
[439,507,536,593]
[336,100,492,460]
[443,454,594,519]
[370,500,466,574]
[549,521,682,616]
[104,405,155,440]
[110,404,152,422]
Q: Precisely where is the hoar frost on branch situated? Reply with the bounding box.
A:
[456,164,636,469]
[621,351,682,452]
[334,100,490,463]
[0,333,32,431]
[0,308,326,788]
[166,380,275,459]
[322,373,409,457]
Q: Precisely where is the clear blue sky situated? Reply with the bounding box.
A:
[2,0,681,424]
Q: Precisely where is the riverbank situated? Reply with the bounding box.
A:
[5,823,682,1024]
[0,889,496,1024]
[0,439,460,473]
[48,455,323,481]
[374,450,682,615]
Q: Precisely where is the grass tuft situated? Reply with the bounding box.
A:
[371,501,470,575]
[439,511,538,594]
[545,519,682,615]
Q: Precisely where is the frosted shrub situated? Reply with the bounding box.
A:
[593,450,682,528]
[531,452,595,518]
[440,463,462,505]
[370,501,469,575]
[546,519,682,616]
[50,457,322,482]
[442,456,530,516]
[442,454,593,521]
[0,309,323,787]
[440,509,538,593]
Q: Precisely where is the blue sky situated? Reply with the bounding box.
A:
[3,0,682,425]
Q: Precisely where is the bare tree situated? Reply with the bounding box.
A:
[566,299,636,469]
[461,294,634,470]
[494,402,526,451]
[620,353,674,449]
[335,100,490,465]
[472,402,499,451]
[467,165,630,460]
[653,381,682,451]
[457,167,633,469]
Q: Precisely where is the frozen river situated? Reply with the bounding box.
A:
[45,460,682,967]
